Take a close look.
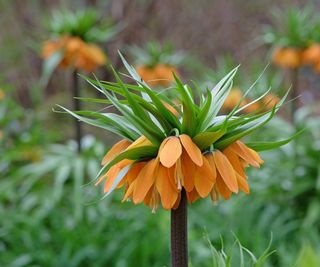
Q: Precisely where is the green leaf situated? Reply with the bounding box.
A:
[91,77,165,145]
[137,81,181,133]
[55,105,137,140]
[246,130,304,151]
[193,128,226,151]
[215,108,276,149]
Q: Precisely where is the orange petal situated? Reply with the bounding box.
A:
[216,174,232,200]
[223,147,246,178]
[156,164,178,209]
[122,180,136,201]
[103,166,121,193]
[194,156,215,198]
[213,150,238,193]
[205,153,217,179]
[179,134,203,166]
[236,173,250,194]
[210,186,219,203]
[167,165,179,191]
[147,187,160,212]
[143,186,154,206]
[181,151,195,192]
[247,147,264,165]
[186,188,200,204]
[126,135,152,150]
[133,159,158,204]
[101,139,131,165]
[229,141,260,168]
[172,192,181,210]
[237,141,263,165]
[125,162,146,184]
[159,137,182,168]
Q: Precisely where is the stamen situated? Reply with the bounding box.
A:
[177,178,182,190]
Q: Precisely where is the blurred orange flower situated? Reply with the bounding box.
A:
[136,64,178,87]
[222,88,245,111]
[41,35,107,72]
[302,43,320,65]
[261,93,280,110]
[0,89,5,101]
[272,47,302,69]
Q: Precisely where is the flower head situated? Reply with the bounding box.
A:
[41,9,119,73]
[60,53,298,211]
[272,47,302,69]
[129,41,184,87]
[42,35,107,72]
[136,64,178,87]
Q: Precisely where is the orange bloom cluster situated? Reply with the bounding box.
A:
[272,47,302,69]
[42,35,107,72]
[0,89,5,101]
[302,43,320,72]
[222,88,280,113]
[136,64,178,87]
[96,135,263,211]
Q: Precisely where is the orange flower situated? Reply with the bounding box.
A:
[154,64,177,86]
[136,64,178,87]
[75,43,107,72]
[302,43,320,65]
[261,93,280,110]
[0,89,5,101]
[241,98,261,113]
[210,141,263,201]
[272,47,302,69]
[222,88,245,111]
[313,61,320,73]
[41,35,106,72]
[96,134,263,211]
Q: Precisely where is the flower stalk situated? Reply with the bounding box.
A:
[72,70,82,152]
[171,189,188,267]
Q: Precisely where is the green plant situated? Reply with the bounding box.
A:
[262,5,315,48]
[128,41,185,67]
[46,8,121,43]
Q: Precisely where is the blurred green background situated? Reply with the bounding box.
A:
[1,0,320,266]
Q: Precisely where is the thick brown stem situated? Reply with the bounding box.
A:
[171,189,188,267]
[72,70,82,153]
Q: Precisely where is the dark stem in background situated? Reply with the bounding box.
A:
[72,69,82,153]
[290,67,299,122]
[171,189,188,267]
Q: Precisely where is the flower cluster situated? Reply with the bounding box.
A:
[272,44,320,72]
[42,35,106,72]
[264,6,320,70]
[129,42,184,87]
[136,64,178,87]
[41,9,120,74]
[272,47,302,69]
[97,134,263,211]
[301,43,320,72]
[60,54,297,211]
[223,88,280,113]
